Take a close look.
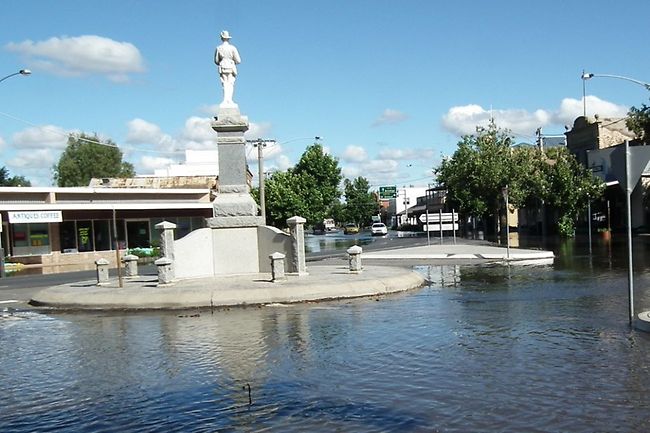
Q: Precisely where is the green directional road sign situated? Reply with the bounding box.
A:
[379,185,397,199]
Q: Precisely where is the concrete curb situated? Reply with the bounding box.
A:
[29,265,426,310]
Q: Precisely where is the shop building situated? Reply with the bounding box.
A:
[0,185,213,273]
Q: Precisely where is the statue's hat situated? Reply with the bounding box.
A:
[220,30,232,40]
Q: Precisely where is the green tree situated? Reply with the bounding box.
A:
[343,176,379,227]
[541,146,604,236]
[626,102,650,144]
[53,133,135,187]
[263,170,308,228]
[435,120,514,233]
[0,166,31,186]
[435,121,603,237]
[292,143,342,225]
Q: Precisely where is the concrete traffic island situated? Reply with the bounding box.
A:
[28,263,426,310]
[363,243,554,264]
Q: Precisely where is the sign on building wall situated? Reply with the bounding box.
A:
[8,211,63,224]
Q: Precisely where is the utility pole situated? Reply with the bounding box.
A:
[247,138,275,225]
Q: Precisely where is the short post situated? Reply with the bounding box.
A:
[269,252,286,282]
[347,245,363,273]
[155,257,174,285]
[155,221,177,260]
[122,254,139,278]
[95,258,110,285]
[286,216,308,275]
[155,221,176,280]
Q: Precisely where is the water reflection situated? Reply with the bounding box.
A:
[304,231,374,253]
[4,238,650,431]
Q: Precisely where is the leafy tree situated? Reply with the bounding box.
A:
[0,166,31,186]
[435,120,514,233]
[343,176,379,226]
[263,170,308,228]
[258,143,344,228]
[292,143,342,225]
[53,133,135,187]
[435,120,603,237]
[541,146,604,236]
[626,102,650,145]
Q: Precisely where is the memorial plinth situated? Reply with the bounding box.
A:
[208,106,263,228]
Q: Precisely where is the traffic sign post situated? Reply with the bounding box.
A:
[379,186,397,199]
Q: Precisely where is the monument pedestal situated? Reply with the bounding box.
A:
[208,105,264,273]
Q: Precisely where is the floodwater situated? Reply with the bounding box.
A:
[3,236,650,432]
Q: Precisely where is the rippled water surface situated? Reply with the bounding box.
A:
[3,238,650,432]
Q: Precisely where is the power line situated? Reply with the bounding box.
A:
[0,110,185,155]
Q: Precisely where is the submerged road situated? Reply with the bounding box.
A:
[0,234,523,308]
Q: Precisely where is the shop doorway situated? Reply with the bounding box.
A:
[126,220,151,249]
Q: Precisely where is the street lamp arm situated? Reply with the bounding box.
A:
[582,72,650,91]
[0,69,31,84]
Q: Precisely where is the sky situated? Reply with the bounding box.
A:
[1,0,649,188]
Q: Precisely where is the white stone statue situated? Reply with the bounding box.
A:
[214,30,241,108]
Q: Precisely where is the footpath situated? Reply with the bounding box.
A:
[22,242,554,311]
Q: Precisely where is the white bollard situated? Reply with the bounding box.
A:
[347,245,363,273]
[95,258,110,285]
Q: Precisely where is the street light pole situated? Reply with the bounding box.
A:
[247,138,275,225]
[582,69,587,117]
[502,185,510,260]
[582,72,650,116]
[0,69,31,84]
[582,72,650,91]
[0,69,30,277]
[247,135,320,225]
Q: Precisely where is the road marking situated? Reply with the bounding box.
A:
[0,300,20,304]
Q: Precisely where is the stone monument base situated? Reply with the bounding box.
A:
[207,216,264,228]
[212,192,258,217]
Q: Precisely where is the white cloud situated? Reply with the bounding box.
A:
[441,104,550,136]
[441,97,629,138]
[0,136,5,151]
[8,149,57,186]
[378,147,435,160]
[342,165,361,179]
[342,145,368,163]
[363,159,400,174]
[126,118,164,143]
[200,104,220,116]
[372,108,409,127]
[12,125,70,149]
[139,155,177,172]
[126,118,178,154]
[555,96,628,125]
[245,142,284,164]
[179,116,215,150]
[245,121,273,140]
[341,158,401,189]
[274,154,292,171]
[5,35,145,82]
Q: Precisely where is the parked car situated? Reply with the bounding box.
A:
[371,222,388,236]
[343,223,360,235]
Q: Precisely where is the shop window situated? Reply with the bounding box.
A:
[94,220,111,251]
[176,217,191,239]
[30,223,50,247]
[114,219,126,249]
[60,221,77,252]
[126,220,150,248]
[13,224,28,247]
[77,220,93,252]
[191,217,205,231]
